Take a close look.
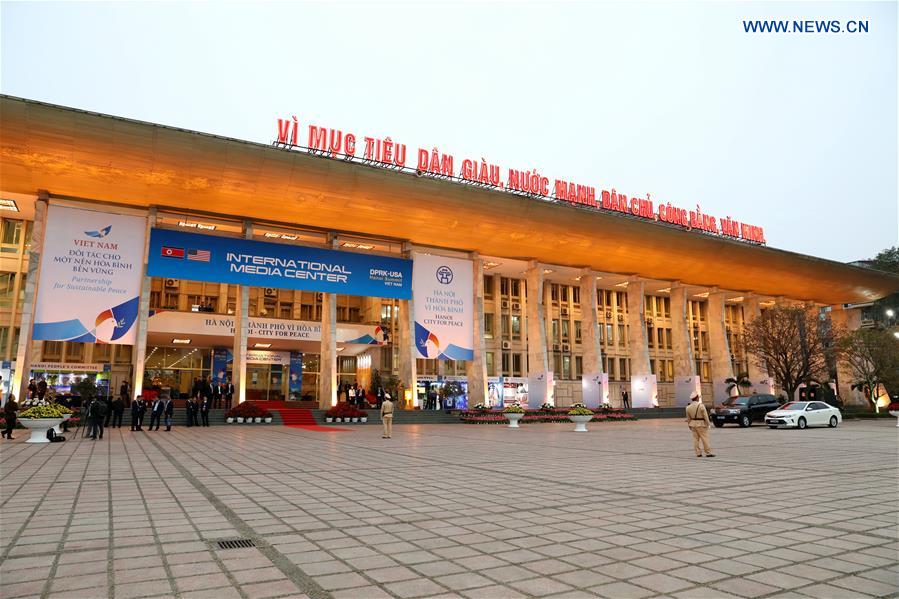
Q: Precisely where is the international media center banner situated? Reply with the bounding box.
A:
[33,206,146,344]
[412,253,474,361]
[147,228,412,299]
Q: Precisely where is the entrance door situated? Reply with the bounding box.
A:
[245,364,284,401]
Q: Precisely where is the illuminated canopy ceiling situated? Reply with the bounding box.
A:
[1,95,897,305]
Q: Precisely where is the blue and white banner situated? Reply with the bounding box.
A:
[147,228,412,299]
[412,253,474,361]
[34,205,146,344]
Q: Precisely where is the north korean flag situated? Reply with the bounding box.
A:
[161,246,185,258]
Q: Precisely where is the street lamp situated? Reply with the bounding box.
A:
[886,309,896,318]
[894,331,899,339]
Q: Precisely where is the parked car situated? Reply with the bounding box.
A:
[710,394,780,428]
[765,401,842,429]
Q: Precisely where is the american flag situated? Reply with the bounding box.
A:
[187,248,211,262]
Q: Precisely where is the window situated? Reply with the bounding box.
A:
[571,287,580,305]
[483,275,494,300]
[0,273,15,308]
[560,286,568,303]
[485,352,494,376]
[510,279,521,298]
[575,356,583,378]
[1,219,23,252]
[605,323,614,346]
[500,277,510,296]
[512,353,522,377]
[618,324,626,346]
[484,313,494,339]
[647,326,655,349]
[511,315,521,340]
[551,284,559,302]
[501,314,510,338]
[561,355,571,379]
[574,320,582,343]
[552,319,560,343]
[619,358,629,381]
[501,352,510,374]
[561,320,569,342]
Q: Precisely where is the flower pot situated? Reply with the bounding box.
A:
[352,417,359,423]
[360,417,367,423]
[226,417,234,423]
[325,417,333,423]
[504,412,524,428]
[264,417,272,423]
[236,417,244,423]
[254,417,262,423]
[18,417,67,443]
[889,410,899,427]
[569,414,593,432]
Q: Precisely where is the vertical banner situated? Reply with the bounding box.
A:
[631,374,658,408]
[212,349,231,382]
[33,205,146,344]
[288,351,303,400]
[412,253,474,360]
[675,375,701,407]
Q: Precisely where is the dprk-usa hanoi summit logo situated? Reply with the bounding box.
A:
[84,225,112,238]
[436,265,454,284]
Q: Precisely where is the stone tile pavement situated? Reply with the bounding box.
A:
[1,418,896,599]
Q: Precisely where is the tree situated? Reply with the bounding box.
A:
[742,305,843,401]
[844,329,899,412]
[871,246,899,274]
[724,372,752,397]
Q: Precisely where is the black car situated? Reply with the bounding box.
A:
[710,394,780,428]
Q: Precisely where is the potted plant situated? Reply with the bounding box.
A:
[888,399,899,427]
[254,416,262,423]
[502,402,525,428]
[264,415,272,423]
[18,402,73,444]
[226,416,234,423]
[236,416,244,423]
[568,403,594,432]
[360,411,368,423]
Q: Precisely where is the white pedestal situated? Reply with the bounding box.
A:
[631,375,658,408]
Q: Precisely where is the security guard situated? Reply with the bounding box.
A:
[380,395,394,439]
[686,392,715,457]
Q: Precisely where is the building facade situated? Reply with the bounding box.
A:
[1,96,897,410]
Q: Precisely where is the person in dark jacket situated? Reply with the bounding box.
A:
[37,378,48,400]
[223,378,234,409]
[119,380,131,404]
[2,394,18,440]
[212,381,222,410]
[131,395,146,431]
[27,379,36,400]
[200,395,211,427]
[89,398,107,440]
[163,396,175,431]
[111,396,125,428]
[103,395,113,428]
[148,396,165,431]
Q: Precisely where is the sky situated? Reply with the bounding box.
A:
[1,1,897,263]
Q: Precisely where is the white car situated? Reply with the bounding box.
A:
[765,401,842,429]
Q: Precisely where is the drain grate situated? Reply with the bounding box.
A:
[216,538,257,550]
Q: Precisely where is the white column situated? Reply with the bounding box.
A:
[579,270,605,407]
[232,222,253,403]
[465,254,488,408]
[526,261,551,407]
[319,288,338,408]
[397,297,417,408]
[707,290,734,402]
[625,279,652,375]
[131,207,156,396]
[10,195,48,405]
[670,284,695,378]
[830,306,864,406]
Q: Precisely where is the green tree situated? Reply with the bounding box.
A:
[871,246,899,274]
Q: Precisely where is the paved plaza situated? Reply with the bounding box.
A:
[1,419,897,599]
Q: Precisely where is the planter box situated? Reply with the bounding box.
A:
[19,417,67,443]
[226,417,234,423]
[264,417,272,423]
[569,414,593,432]
[236,417,244,423]
[504,412,524,428]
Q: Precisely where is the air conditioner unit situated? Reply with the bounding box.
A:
[552,344,560,352]
[165,279,178,288]
[264,288,277,298]
[511,302,521,311]
[646,318,653,327]
[561,307,569,316]
[605,311,612,319]
[562,343,571,352]
[316,292,324,301]
[501,300,510,310]
[617,314,624,322]
[501,340,511,350]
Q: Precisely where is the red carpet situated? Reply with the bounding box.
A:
[253,401,318,426]
[286,424,352,432]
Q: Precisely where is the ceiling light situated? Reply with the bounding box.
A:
[483,261,500,269]
[543,269,554,274]
[172,338,191,344]
[615,282,629,288]
[0,199,18,212]
[342,241,375,250]
[657,287,671,293]
[595,276,603,280]
[196,223,215,230]
[574,276,582,281]
[254,343,271,349]
[893,332,899,339]
[337,347,345,352]
[694,292,710,298]
[729,296,744,302]
[264,232,299,241]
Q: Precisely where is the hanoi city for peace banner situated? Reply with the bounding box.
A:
[33,205,146,344]
[147,228,412,299]
[412,253,474,361]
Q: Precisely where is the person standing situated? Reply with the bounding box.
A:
[89,398,107,440]
[37,377,48,400]
[686,392,715,458]
[223,377,234,409]
[343,383,351,405]
[200,394,211,427]
[2,394,18,440]
[103,393,113,428]
[163,396,174,431]
[380,394,394,439]
[119,380,130,404]
[131,395,145,431]
[27,379,36,400]
[190,396,200,427]
[376,386,385,409]
[212,380,222,410]
[148,396,164,431]
[621,388,630,410]
[111,395,125,428]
